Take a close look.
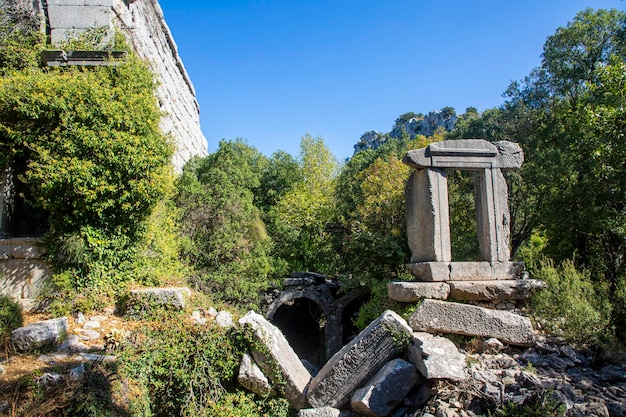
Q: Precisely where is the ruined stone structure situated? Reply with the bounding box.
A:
[389,139,545,304]
[266,273,366,369]
[0,0,208,170]
[0,0,208,308]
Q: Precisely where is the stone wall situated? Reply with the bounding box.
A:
[0,0,208,171]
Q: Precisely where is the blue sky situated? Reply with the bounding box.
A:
[158,0,625,160]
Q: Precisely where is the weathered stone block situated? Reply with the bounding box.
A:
[409,299,534,347]
[351,358,420,417]
[306,310,412,409]
[449,279,546,301]
[405,169,451,263]
[237,353,273,396]
[47,5,112,29]
[448,262,524,281]
[0,259,52,311]
[239,311,311,409]
[474,168,510,262]
[406,262,450,281]
[11,317,68,352]
[297,407,341,417]
[408,332,466,381]
[129,287,191,309]
[387,281,450,302]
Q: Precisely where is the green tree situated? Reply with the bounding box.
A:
[269,134,339,272]
[176,140,276,308]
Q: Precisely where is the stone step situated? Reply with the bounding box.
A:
[449,279,546,301]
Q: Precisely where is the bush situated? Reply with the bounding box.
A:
[530,259,612,346]
[117,314,290,417]
[0,294,22,340]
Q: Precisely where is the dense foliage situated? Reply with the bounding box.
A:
[0,21,178,305]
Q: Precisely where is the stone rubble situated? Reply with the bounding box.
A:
[306,310,413,409]
[350,358,421,417]
[11,317,69,352]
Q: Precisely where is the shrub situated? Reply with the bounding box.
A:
[117,314,290,417]
[530,259,612,346]
[0,294,22,342]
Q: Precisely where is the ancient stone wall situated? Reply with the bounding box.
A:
[0,0,208,171]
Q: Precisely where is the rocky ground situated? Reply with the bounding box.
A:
[2,303,626,417]
[389,335,626,417]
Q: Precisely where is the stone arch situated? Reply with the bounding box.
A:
[267,290,333,368]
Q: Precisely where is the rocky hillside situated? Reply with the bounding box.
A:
[353,108,458,154]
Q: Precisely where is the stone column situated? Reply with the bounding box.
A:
[474,168,511,263]
[405,168,451,263]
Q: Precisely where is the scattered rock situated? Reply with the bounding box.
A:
[70,363,86,382]
[387,281,450,302]
[481,338,504,354]
[307,310,413,409]
[297,406,341,417]
[55,334,90,353]
[351,358,421,417]
[82,320,101,330]
[408,332,466,381]
[76,329,101,341]
[36,372,63,387]
[190,310,207,325]
[237,353,273,396]
[215,311,235,328]
[239,311,311,409]
[129,287,191,310]
[409,300,534,347]
[11,317,69,352]
[75,312,86,324]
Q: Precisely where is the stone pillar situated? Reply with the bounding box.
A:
[405,168,451,263]
[474,168,510,263]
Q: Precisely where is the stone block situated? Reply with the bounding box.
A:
[387,281,450,302]
[306,310,412,409]
[408,332,466,381]
[448,262,524,281]
[405,169,451,263]
[0,259,52,311]
[406,262,450,281]
[297,407,341,417]
[11,317,69,352]
[351,358,420,417]
[237,353,273,396]
[47,5,112,29]
[409,299,534,347]
[129,287,191,309]
[239,311,311,409]
[474,168,510,262]
[449,279,546,301]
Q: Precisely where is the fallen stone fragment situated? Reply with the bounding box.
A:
[408,332,466,381]
[70,363,86,382]
[36,372,63,387]
[76,329,101,341]
[215,311,235,328]
[83,320,101,330]
[11,317,69,352]
[78,353,116,363]
[351,358,421,417]
[55,334,90,353]
[239,311,311,409]
[448,279,546,301]
[129,287,191,309]
[297,406,341,417]
[387,281,450,302]
[307,310,413,409]
[237,353,273,396]
[482,338,504,354]
[409,299,534,347]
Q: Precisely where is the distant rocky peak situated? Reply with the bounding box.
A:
[353,108,458,155]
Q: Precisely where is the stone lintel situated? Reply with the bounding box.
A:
[387,281,450,302]
[403,139,523,171]
[406,262,450,281]
[449,279,547,301]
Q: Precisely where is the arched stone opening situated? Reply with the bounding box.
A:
[340,295,367,345]
[269,297,326,368]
